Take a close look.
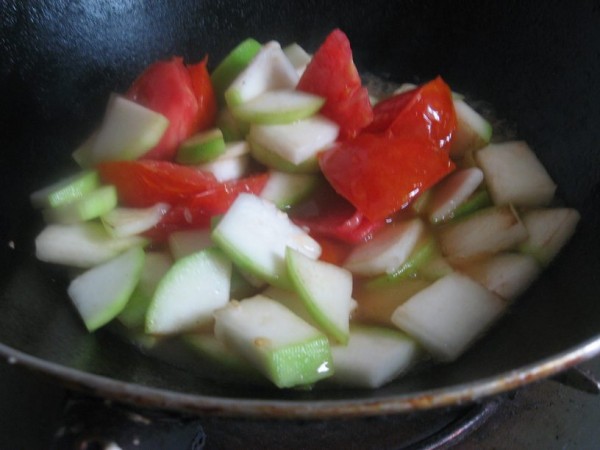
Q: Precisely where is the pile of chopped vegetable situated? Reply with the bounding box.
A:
[32,29,580,389]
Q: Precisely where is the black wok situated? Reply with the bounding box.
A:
[1,0,600,418]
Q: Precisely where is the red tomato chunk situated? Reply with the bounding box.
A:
[297,29,373,140]
[126,57,216,161]
[319,134,455,222]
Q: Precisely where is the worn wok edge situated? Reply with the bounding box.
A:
[2,336,600,419]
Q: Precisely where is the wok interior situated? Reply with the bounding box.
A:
[1,0,600,412]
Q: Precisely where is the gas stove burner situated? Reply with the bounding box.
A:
[52,396,206,450]
[51,394,502,450]
[404,399,501,450]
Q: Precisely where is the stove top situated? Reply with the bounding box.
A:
[2,356,600,449]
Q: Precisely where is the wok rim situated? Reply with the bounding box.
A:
[1,336,599,419]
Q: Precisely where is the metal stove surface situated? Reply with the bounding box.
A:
[1,357,599,449]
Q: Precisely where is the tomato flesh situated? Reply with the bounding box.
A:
[187,56,217,132]
[126,57,198,161]
[97,160,218,207]
[319,134,455,222]
[297,29,373,140]
[99,160,268,241]
[181,173,269,216]
[146,173,269,241]
[126,57,218,161]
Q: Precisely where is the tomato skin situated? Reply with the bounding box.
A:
[313,237,353,266]
[145,173,269,241]
[319,133,455,222]
[294,208,383,244]
[366,88,416,133]
[297,29,373,140]
[367,77,456,150]
[97,160,218,207]
[187,56,217,131]
[290,182,384,244]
